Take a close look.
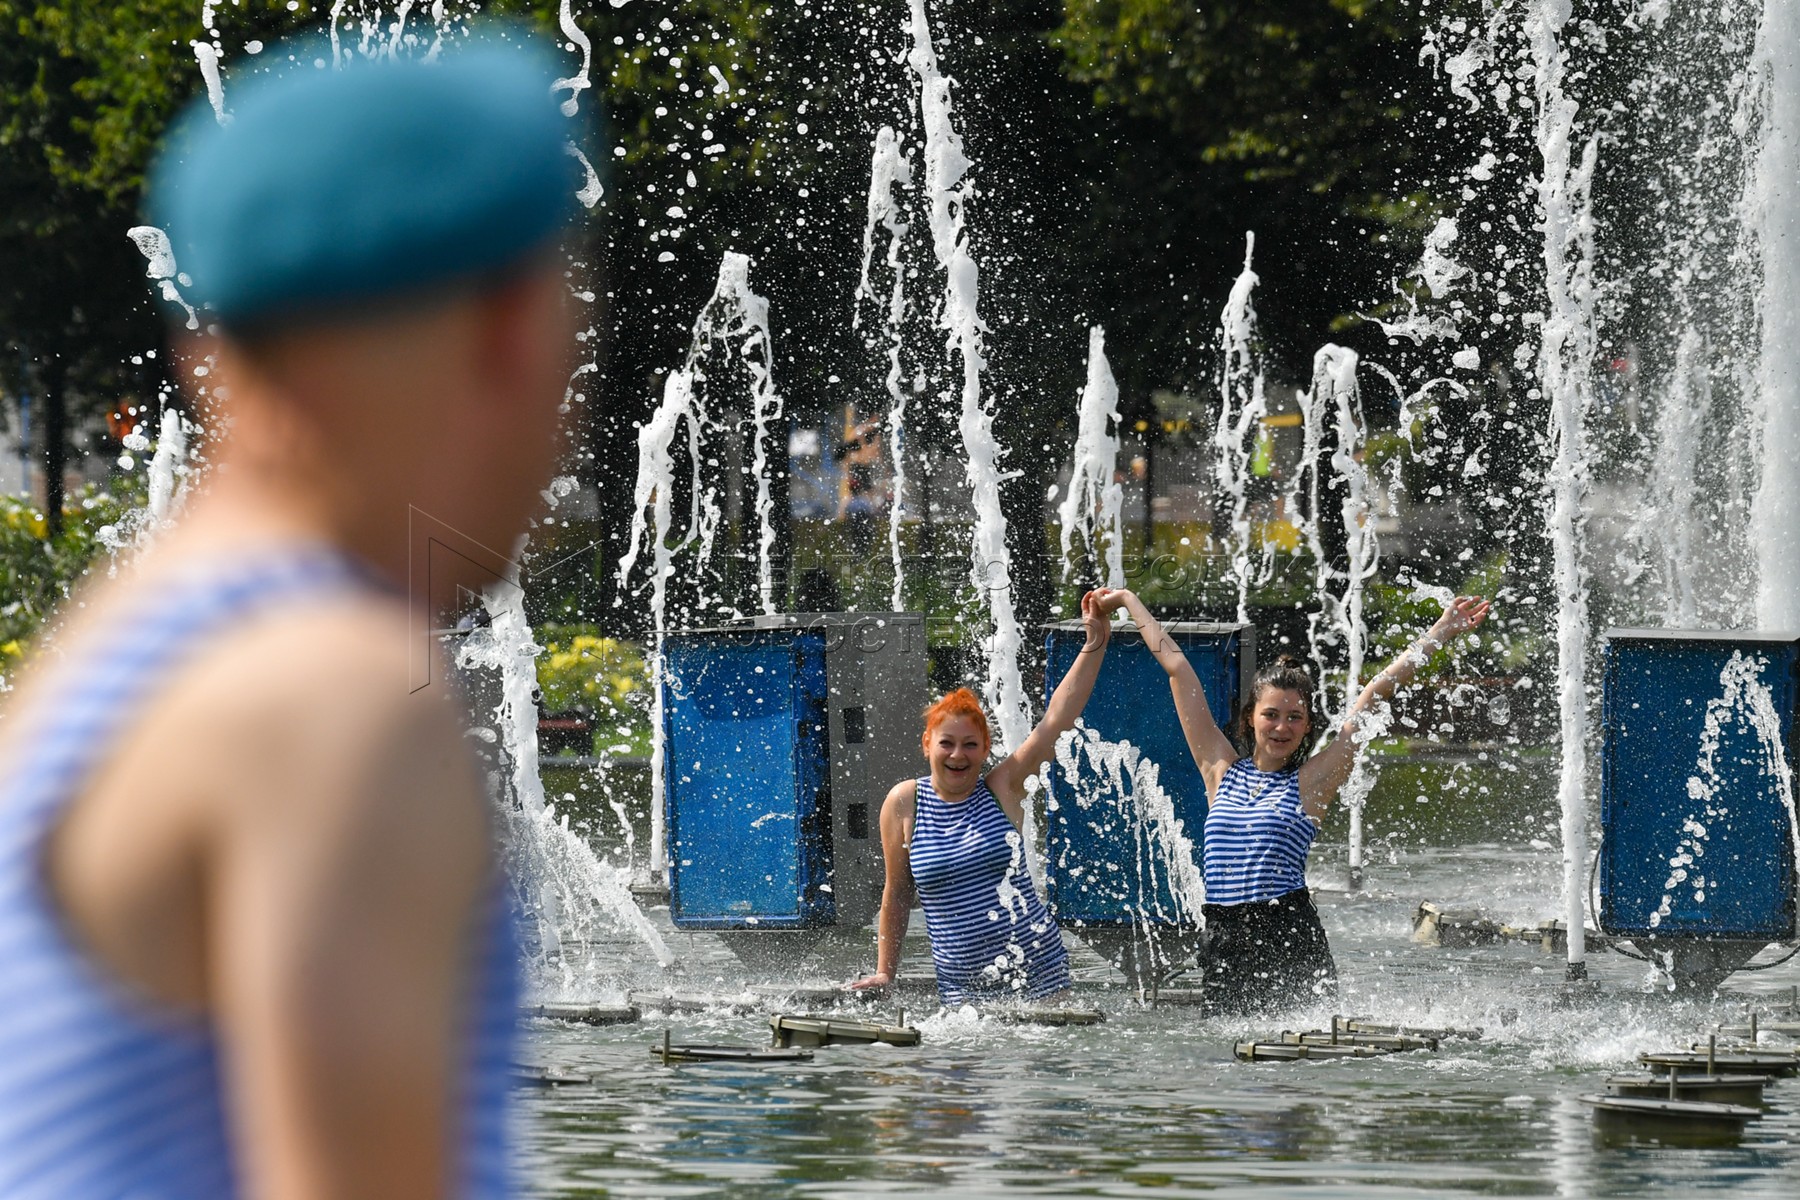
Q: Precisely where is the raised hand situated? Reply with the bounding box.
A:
[1080,588,1122,649]
[1429,595,1491,644]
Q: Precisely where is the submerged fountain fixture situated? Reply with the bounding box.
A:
[1042,619,1254,988]
[1598,630,1800,990]
[658,612,927,974]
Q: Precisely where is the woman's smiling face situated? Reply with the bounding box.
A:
[925,713,990,795]
[1251,686,1311,766]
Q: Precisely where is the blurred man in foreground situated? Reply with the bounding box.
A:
[0,37,582,1199]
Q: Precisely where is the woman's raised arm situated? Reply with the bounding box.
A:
[987,588,1123,804]
[1300,595,1491,815]
[1115,590,1238,794]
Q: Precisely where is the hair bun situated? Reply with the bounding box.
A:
[1273,653,1309,671]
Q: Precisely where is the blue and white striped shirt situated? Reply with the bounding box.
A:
[1202,759,1317,905]
[908,776,1071,1005]
[0,552,517,1199]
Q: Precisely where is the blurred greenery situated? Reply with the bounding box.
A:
[0,484,137,684]
[532,622,653,756]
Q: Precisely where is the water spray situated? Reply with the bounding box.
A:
[1059,326,1125,590]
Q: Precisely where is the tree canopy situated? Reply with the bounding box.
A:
[3,0,1470,563]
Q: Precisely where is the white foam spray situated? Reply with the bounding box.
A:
[1292,347,1380,883]
[905,0,1037,875]
[457,597,673,996]
[146,407,188,524]
[1372,217,1467,344]
[618,369,709,880]
[686,252,784,617]
[1296,346,1375,734]
[1054,727,1206,924]
[1651,651,1800,929]
[1058,326,1125,589]
[1212,233,1268,623]
[1647,330,1705,626]
[385,0,418,57]
[551,0,594,117]
[126,226,199,331]
[191,0,229,125]
[1749,1,1800,629]
[1527,0,1601,977]
[619,253,784,878]
[854,125,915,610]
[567,144,604,208]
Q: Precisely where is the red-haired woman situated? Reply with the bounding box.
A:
[850,589,1125,1005]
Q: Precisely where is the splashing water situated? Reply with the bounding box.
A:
[567,145,604,209]
[1651,651,1800,928]
[117,0,1800,1015]
[1296,346,1375,736]
[550,0,594,117]
[854,125,915,611]
[1750,0,1800,628]
[1372,217,1467,345]
[1527,0,1603,977]
[126,226,198,331]
[905,0,1037,874]
[1294,346,1381,882]
[1054,726,1206,928]
[456,594,673,996]
[146,406,189,525]
[1211,232,1268,624]
[1058,326,1124,590]
[619,252,785,876]
[1644,329,1707,625]
[618,368,708,879]
[686,252,785,618]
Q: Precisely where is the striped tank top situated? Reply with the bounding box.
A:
[0,551,518,1199]
[1202,758,1317,905]
[908,776,1071,1005]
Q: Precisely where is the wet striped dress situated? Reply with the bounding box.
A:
[908,775,1071,1005]
[0,552,518,1199]
[1202,759,1317,904]
[1198,757,1335,1015]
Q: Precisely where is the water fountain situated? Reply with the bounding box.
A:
[1042,620,1249,991]
[86,1,1800,1188]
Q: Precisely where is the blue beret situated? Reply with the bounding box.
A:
[149,36,582,330]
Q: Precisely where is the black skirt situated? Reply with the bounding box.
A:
[1200,888,1337,1018]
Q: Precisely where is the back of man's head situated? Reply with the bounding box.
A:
[144,32,589,581]
[149,35,581,337]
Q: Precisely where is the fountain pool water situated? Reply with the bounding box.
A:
[517,850,1800,1198]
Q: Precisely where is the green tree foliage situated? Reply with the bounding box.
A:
[1051,0,1477,388]
[3,0,1480,635]
[0,485,136,683]
[0,1,316,530]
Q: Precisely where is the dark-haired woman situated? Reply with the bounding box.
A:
[1114,590,1491,1016]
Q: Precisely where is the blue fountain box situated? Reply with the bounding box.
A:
[1599,630,1800,942]
[661,629,834,930]
[1041,620,1253,928]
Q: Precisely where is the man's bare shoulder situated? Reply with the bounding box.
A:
[134,593,485,832]
[192,593,418,704]
[48,593,491,1010]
